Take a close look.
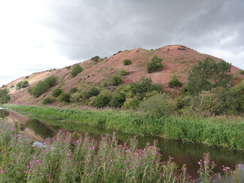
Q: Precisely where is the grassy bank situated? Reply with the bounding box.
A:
[2,104,244,151]
[0,120,242,182]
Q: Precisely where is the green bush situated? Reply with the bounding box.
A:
[139,93,176,117]
[87,87,100,98]
[109,93,126,108]
[92,91,111,108]
[147,55,163,73]
[119,69,128,76]
[111,76,123,86]
[122,97,140,109]
[123,59,132,65]
[168,78,183,88]
[240,70,244,75]
[69,88,78,94]
[52,88,62,97]
[0,89,10,104]
[42,97,55,105]
[16,81,29,90]
[71,65,83,78]
[91,56,100,62]
[59,93,71,103]
[28,76,57,98]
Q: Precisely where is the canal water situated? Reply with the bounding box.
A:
[0,108,244,178]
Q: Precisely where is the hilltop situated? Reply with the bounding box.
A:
[4,45,244,105]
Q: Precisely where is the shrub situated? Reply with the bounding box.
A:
[240,70,244,75]
[123,59,132,65]
[69,88,78,94]
[28,76,57,98]
[52,88,62,97]
[111,76,123,86]
[147,55,163,73]
[91,56,100,62]
[16,81,29,90]
[122,97,140,109]
[59,93,70,103]
[87,87,100,98]
[139,93,176,117]
[0,89,10,104]
[71,65,83,78]
[168,76,182,88]
[119,69,128,76]
[92,91,111,108]
[42,97,55,105]
[109,93,126,108]
[100,81,107,87]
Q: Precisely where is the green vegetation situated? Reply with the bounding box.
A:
[0,89,10,104]
[70,65,83,78]
[240,70,244,75]
[119,69,128,76]
[168,73,182,88]
[28,76,57,98]
[147,55,163,73]
[91,56,100,62]
[3,104,244,151]
[187,57,233,95]
[110,75,123,86]
[59,93,70,103]
[123,59,132,65]
[52,88,62,97]
[0,120,241,182]
[16,81,29,90]
[42,97,55,105]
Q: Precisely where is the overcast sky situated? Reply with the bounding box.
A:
[0,0,244,86]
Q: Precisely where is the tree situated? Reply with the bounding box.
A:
[91,56,100,62]
[71,65,83,78]
[187,57,233,95]
[147,55,163,73]
[0,89,10,104]
[16,81,29,90]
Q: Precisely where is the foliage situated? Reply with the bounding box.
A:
[240,70,244,75]
[110,76,123,86]
[109,92,126,108]
[86,87,100,98]
[147,55,163,73]
[230,80,244,113]
[122,97,140,110]
[69,88,78,94]
[187,57,233,95]
[168,73,182,88]
[70,65,83,78]
[28,76,57,98]
[59,93,70,103]
[123,59,132,65]
[139,93,176,117]
[91,91,111,108]
[119,69,128,76]
[16,81,29,90]
[52,88,62,97]
[91,56,100,62]
[42,97,55,105]
[0,89,10,104]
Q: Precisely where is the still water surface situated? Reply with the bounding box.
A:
[1,109,244,178]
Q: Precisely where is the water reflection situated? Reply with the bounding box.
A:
[2,109,244,178]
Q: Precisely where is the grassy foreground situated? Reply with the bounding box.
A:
[0,120,242,182]
[2,104,244,151]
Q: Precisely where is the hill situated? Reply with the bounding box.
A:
[4,45,244,105]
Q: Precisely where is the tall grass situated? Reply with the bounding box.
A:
[0,120,241,182]
[2,104,244,151]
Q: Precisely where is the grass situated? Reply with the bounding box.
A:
[0,120,242,182]
[2,104,244,151]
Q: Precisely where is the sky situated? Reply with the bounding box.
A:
[0,0,244,86]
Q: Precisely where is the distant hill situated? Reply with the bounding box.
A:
[4,45,244,105]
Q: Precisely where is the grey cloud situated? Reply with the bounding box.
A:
[38,0,244,67]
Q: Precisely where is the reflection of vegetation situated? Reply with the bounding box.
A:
[0,109,9,118]
[25,119,54,139]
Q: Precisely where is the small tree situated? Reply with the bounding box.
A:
[92,91,111,108]
[111,76,123,86]
[0,89,10,104]
[52,88,62,97]
[123,59,132,65]
[71,65,83,78]
[147,55,163,73]
[109,93,126,108]
[91,56,100,62]
[87,87,100,98]
[168,73,182,88]
[59,93,70,103]
[16,81,29,90]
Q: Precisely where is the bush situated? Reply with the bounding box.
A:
[42,97,55,105]
[69,88,78,94]
[119,69,128,76]
[111,76,123,86]
[168,77,182,88]
[147,55,163,73]
[92,91,111,108]
[71,65,83,78]
[52,88,62,97]
[122,97,140,110]
[28,76,57,98]
[139,93,176,117]
[123,59,132,65]
[59,93,70,103]
[87,87,100,98]
[16,81,29,90]
[109,93,126,108]
[0,89,10,104]
[91,56,100,62]
[240,70,244,75]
